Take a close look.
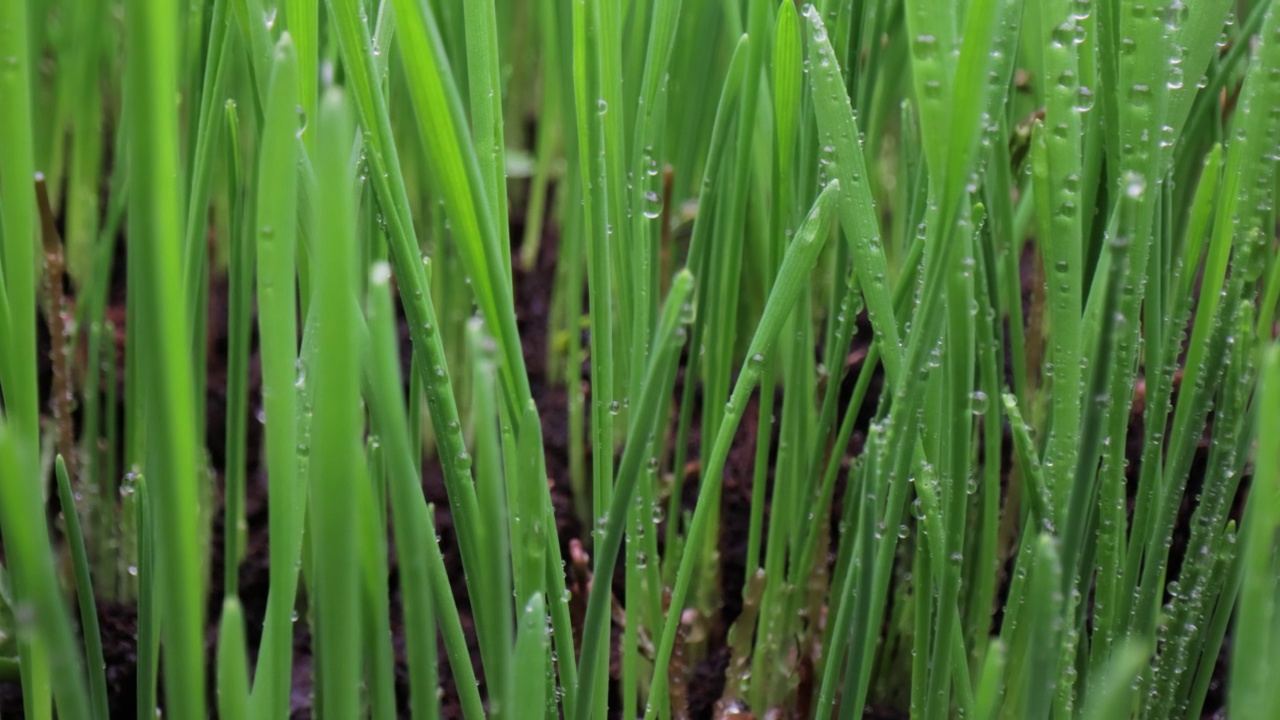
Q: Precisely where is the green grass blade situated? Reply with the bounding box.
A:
[222,99,249,599]
[515,594,550,715]
[464,0,513,278]
[0,429,90,720]
[327,0,511,690]
[309,86,363,720]
[122,0,206,708]
[53,456,109,720]
[248,34,302,720]
[216,598,251,720]
[1231,344,1280,720]
[364,263,458,720]
[1080,641,1147,720]
[574,269,693,720]
[645,182,840,718]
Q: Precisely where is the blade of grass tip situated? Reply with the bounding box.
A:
[1002,393,1053,531]
[513,397,549,628]
[355,450,398,720]
[217,598,251,720]
[643,184,840,719]
[364,263,459,720]
[247,34,302,720]
[515,594,549,715]
[1079,641,1148,720]
[310,86,363,720]
[1024,535,1064,720]
[804,6,902,382]
[1231,345,1280,720]
[123,0,206,708]
[222,98,249,598]
[974,640,1007,720]
[574,269,694,720]
[0,430,90,720]
[54,456,109,720]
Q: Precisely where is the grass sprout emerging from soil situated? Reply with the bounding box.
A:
[2,0,1280,718]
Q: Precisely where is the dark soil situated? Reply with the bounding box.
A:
[0,206,1238,719]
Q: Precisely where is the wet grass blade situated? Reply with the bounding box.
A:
[247,35,302,720]
[309,87,363,720]
[645,182,840,718]
[574,269,694,720]
[1231,344,1280,720]
[122,0,206,709]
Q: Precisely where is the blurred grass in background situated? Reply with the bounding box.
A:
[1,0,1280,718]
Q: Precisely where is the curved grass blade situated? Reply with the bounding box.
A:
[247,35,302,720]
[54,456,109,720]
[644,182,840,718]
